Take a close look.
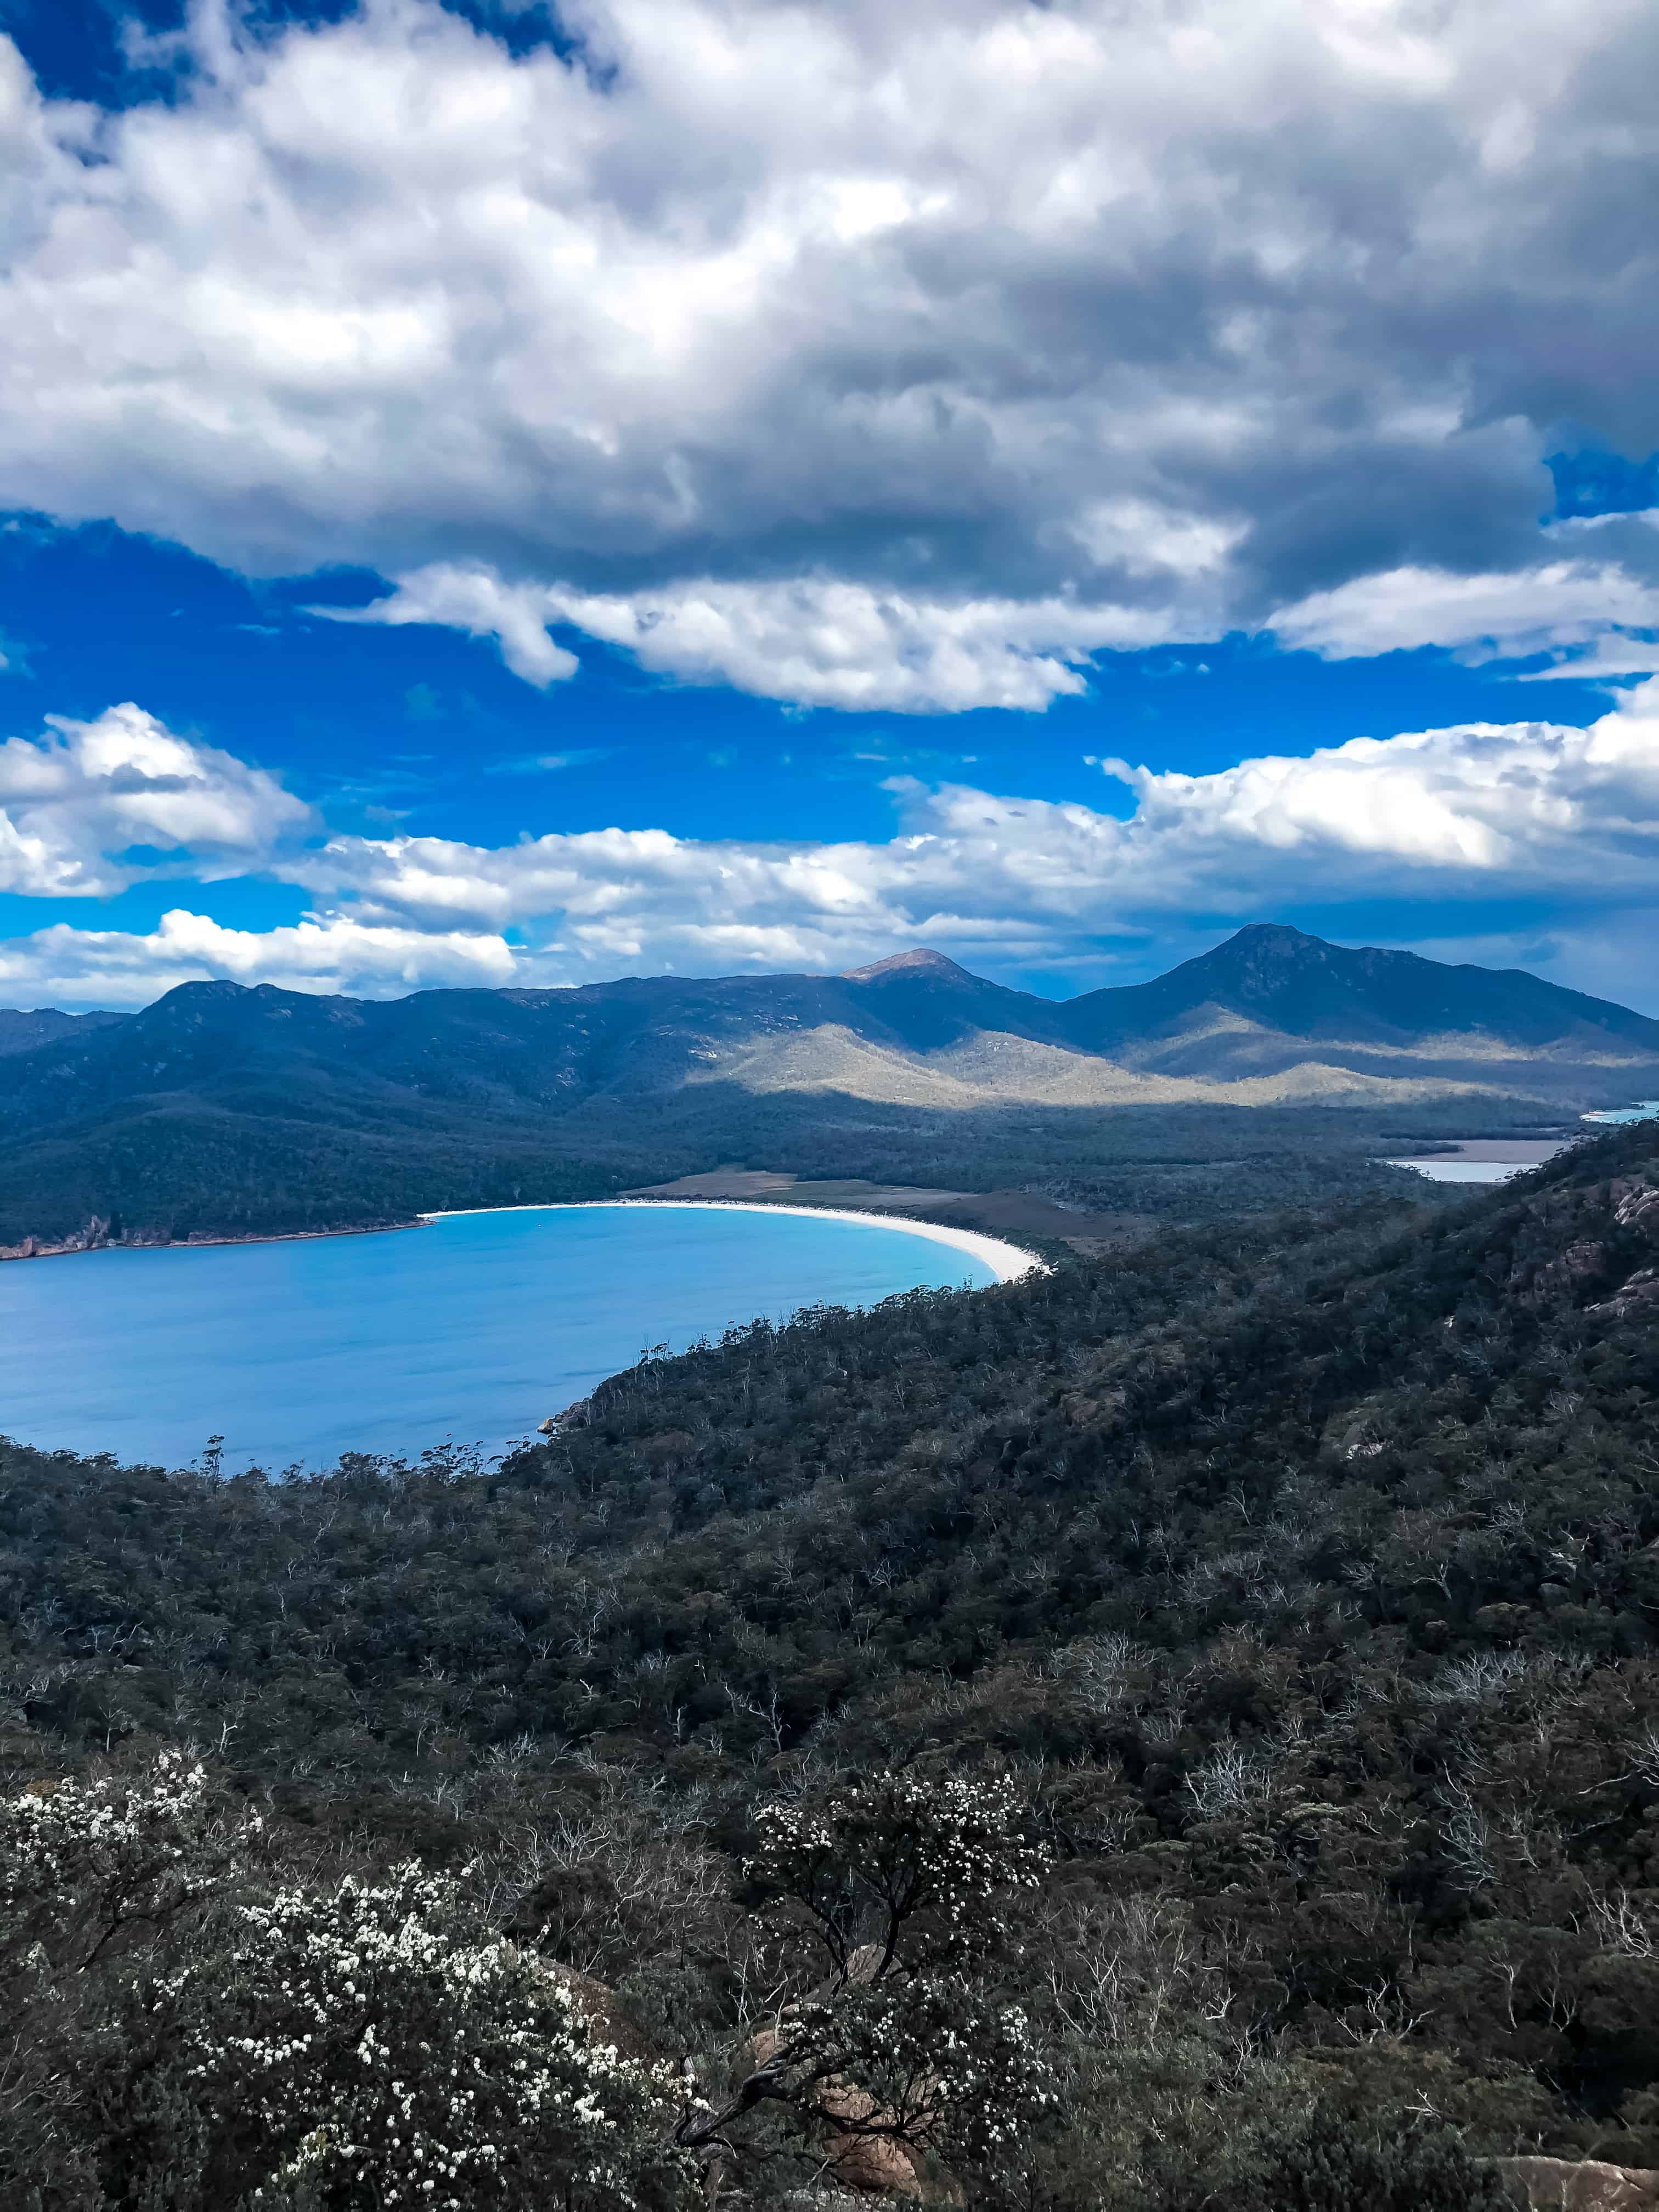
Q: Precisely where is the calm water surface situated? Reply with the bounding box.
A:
[1388,1104,1659,1181]
[0,1205,994,1472]
[1383,1159,1523,1184]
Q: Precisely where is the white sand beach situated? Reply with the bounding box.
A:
[420,1198,1043,1284]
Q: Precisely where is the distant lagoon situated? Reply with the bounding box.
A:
[1385,1100,1659,1184]
[1384,1159,1527,1184]
[0,1203,1016,1475]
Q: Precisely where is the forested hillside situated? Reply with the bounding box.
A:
[0,923,1641,1251]
[0,1008,125,1056]
[3,1123,1657,2205]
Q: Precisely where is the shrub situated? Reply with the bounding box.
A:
[1152,2107,1522,2212]
[0,1756,696,2212]
[191,1860,695,2210]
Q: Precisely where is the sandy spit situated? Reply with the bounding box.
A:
[419,1198,1044,1285]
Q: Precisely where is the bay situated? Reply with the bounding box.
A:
[0,1204,997,1474]
[1382,1159,1525,1184]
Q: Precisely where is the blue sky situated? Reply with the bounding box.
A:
[1,0,1657,1009]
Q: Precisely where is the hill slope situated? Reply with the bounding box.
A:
[1060,923,1659,1077]
[0,926,1653,1248]
[4,1122,1659,2191]
[0,1006,125,1055]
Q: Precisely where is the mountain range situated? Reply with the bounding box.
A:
[1,923,1655,1252]
[0,1006,126,1056]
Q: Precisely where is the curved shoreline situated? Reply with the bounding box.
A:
[419,1198,1044,1285]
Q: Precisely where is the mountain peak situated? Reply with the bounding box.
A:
[1063,919,1659,1063]
[842,947,974,984]
[1222,923,1325,953]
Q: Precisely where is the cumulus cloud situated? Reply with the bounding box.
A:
[336,566,1172,710]
[2,0,1658,704]
[1268,556,1659,673]
[7,685,1659,1006]
[277,679,1659,985]
[0,703,311,896]
[319,567,580,686]
[1091,690,1659,902]
[0,909,513,1007]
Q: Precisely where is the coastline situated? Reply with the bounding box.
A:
[419,1197,1045,1285]
[2,1197,1043,1284]
[0,1219,416,1264]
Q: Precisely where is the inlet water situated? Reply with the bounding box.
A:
[0,1204,997,1473]
[1382,1159,1523,1184]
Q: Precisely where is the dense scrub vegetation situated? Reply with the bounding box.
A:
[0,1057,1514,1248]
[4,1123,1657,2204]
[0,962,1568,1245]
[0,1088,1423,1247]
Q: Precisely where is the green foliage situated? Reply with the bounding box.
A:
[676,1773,1052,2190]
[1152,2105,1523,2212]
[0,961,1561,1243]
[769,1977,1051,2170]
[3,1125,1659,2203]
[0,1753,268,2210]
[747,1773,1047,1977]
[0,1754,695,2212]
[196,1861,693,2211]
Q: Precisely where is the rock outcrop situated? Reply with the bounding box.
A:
[1499,2159,1659,2211]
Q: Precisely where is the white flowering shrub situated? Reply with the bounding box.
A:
[188,1861,695,2211]
[747,1771,1047,1981]
[765,1978,1051,2170]
[0,1757,693,2212]
[680,1773,1052,2186]
[1,1749,256,1979]
[2,1756,1048,2210]
[1,1751,265,2210]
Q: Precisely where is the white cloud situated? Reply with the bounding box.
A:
[1268,557,1659,672]
[1,0,1657,703]
[1090,689,1659,902]
[0,908,512,1007]
[281,680,1659,979]
[318,566,579,685]
[336,566,1172,710]
[0,702,310,896]
[7,685,1659,1007]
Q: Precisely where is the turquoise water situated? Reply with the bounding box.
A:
[1583,1101,1659,1126]
[0,1204,995,1474]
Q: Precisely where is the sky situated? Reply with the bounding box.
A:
[0,0,1657,1012]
